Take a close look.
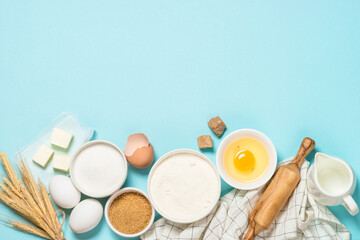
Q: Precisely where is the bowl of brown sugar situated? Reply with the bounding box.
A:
[105,187,155,237]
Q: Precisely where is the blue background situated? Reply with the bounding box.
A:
[1,1,360,239]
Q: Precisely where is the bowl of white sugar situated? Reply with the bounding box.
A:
[148,149,221,224]
[70,140,128,198]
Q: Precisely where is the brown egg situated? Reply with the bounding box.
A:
[124,133,154,169]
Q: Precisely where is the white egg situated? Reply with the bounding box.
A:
[49,175,81,209]
[69,199,103,233]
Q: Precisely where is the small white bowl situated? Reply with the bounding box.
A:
[147,149,221,224]
[70,140,128,198]
[105,187,155,238]
[216,129,277,190]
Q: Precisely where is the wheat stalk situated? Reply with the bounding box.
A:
[19,161,47,213]
[2,219,52,239]
[2,177,22,198]
[0,152,65,240]
[0,153,22,192]
[39,181,64,238]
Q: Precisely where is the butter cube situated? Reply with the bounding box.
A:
[52,154,71,172]
[50,128,73,149]
[32,144,54,167]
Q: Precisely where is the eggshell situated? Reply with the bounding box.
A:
[126,144,154,168]
[49,175,81,209]
[124,133,154,169]
[69,199,103,233]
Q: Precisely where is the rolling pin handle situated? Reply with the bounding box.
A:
[292,137,315,168]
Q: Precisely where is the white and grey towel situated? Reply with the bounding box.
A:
[141,158,350,240]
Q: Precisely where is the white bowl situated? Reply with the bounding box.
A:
[216,129,277,189]
[147,149,221,224]
[104,187,155,238]
[70,140,128,198]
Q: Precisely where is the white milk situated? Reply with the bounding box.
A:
[318,167,350,195]
[307,153,359,216]
[149,152,219,222]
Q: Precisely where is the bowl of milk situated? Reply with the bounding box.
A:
[147,149,221,224]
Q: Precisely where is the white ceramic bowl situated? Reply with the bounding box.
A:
[70,140,128,198]
[216,129,277,189]
[104,187,155,238]
[147,149,221,224]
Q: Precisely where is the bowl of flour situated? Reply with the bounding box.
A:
[148,149,221,223]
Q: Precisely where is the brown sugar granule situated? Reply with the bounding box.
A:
[109,192,152,234]
[197,135,213,149]
[208,116,226,137]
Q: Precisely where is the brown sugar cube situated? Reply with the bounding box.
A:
[197,135,213,149]
[208,116,226,137]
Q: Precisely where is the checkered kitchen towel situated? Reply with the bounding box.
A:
[141,158,350,240]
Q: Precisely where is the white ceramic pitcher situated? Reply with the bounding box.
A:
[307,153,359,215]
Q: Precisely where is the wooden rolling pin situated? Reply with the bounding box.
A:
[242,137,315,240]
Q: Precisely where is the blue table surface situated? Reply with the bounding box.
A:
[1,1,360,239]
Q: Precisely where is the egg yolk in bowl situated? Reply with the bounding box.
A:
[224,137,269,183]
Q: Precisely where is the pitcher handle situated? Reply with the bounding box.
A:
[342,195,359,216]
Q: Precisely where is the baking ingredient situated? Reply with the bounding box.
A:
[50,127,73,150]
[109,192,152,234]
[149,151,219,222]
[71,141,126,197]
[124,133,154,169]
[208,116,226,137]
[197,135,213,149]
[52,154,71,172]
[243,138,315,240]
[0,152,65,239]
[315,154,351,195]
[69,199,103,233]
[224,137,269,182]
[49,175,81,209]
[32,144,54,167]
[234,150,255,172]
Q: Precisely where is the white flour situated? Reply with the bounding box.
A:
[149,152,220,222]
